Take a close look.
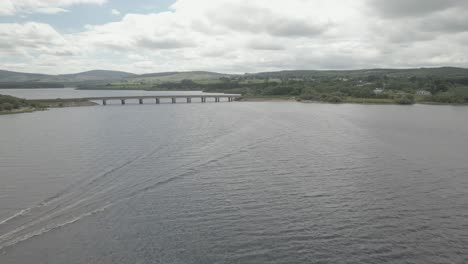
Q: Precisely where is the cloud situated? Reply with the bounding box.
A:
[35,7,69,14]
[0,0,107,16]
[366,1,468,45]
[0,1,15,15]
[420,9,468,33]
[136,37,195,50]
[0,22,77,56]
[2,0,468,74]
[246,39,285,51]
[111,9,120,16]
[367,0,468,18]
[204,3,331,37]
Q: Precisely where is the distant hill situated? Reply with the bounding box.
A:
[130,71,231,83]
[0,69,228,86]
[52,70,137,82]
[250,67,468,79]
[2,67,468,89]
[0,69,137,83]
[0,70,50,82]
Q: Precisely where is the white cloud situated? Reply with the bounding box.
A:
[35,7,69,14]
[0,0,106,16]
[0,1,15,15]
[111,9,120,16]
[367,0,468,18]
[2,0,468,74]
[246,39,285,51]
[0,22,77,56]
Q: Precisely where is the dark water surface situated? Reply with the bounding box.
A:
[0,102,467,263]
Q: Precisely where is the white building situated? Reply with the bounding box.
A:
[373,88,384,95]
[416,90,432,96]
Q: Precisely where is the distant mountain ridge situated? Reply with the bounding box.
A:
[137,71,228,78]
[2,67,468,84]
[0,70,50,82]
[50,70,137,82]
[0,69,137,83]
[251,67,468,79]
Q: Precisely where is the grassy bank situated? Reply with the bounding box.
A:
[29,98,97,108]
[340,97,398,104]
[0,107,40,115]
[240,95,468,105]
[238,95,297,102]
[0,94,44,115]
[0,94,97,115]
[240,95,401,104]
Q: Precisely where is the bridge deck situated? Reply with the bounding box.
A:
[84,94,241,100]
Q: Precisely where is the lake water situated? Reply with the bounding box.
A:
[0,90,467,263]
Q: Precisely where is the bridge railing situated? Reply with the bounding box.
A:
[93,94,241,105]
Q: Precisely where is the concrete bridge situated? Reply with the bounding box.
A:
[84,94,242,105]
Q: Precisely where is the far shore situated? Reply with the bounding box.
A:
[238,96,468,106]
[2,95,467,116]
[237,96,297,102]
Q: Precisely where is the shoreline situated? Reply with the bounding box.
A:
[2,96,467,115]
[0,99,97,115]
[29,99,98,108]
[0,107,38,115]
[239,96,468,106]
[237,96,297,102]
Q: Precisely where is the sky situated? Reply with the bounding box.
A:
[1,0,468,74]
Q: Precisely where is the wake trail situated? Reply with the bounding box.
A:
[0,118,290,251]
[0,204,112,251]
[0,137,200,249]
[0,141,173,228]
[0,209,31,226]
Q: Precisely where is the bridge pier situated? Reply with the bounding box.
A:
[90,94,241,106]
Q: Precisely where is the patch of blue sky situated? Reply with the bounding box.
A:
[0,0,176,33]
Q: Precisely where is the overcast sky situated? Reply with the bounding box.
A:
[1,0,468,74]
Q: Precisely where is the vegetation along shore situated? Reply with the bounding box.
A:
[2,67,468,114]
[0,94,96,115]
